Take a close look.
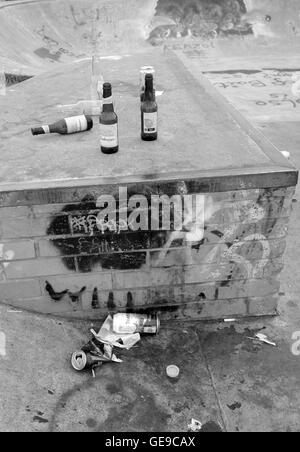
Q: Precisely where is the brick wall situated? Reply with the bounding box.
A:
[0,183,295,321]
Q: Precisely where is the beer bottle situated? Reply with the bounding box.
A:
[31,115,93,135]
[100,83,119,154]
[141,74,158,141]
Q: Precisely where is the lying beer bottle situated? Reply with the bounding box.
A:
[100,82,119,154]
[141,73,158,141]
[31,114,93,136]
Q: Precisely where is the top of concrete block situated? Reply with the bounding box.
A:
[0,48,297,193]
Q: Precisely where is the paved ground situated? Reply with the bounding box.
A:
[1,53,300,432]
[1,295,300,432]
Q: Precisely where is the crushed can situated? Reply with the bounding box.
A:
[140,66,155,101]
[113,313,160,335]
[71,350,103,371]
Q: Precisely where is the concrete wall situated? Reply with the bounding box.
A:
[0,183,295,320]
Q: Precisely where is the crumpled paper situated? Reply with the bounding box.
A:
[188,419,202,432]
[81,339,122,363]
[91,315,141,350]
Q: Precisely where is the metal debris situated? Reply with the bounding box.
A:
[255,333,277,347]
[247,333,277,347]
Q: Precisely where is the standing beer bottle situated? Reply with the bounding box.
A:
[141,74,157,141]
[100,82,119,154]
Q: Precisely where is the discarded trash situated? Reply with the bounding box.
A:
[188,418,202,432]
[166,365,180,379]
[91,315,140,350]
[281,151,291,160]
[31,114,93,136]
[71,350,104,371]
[72,313,160,376]
[247,333,277,347]
[224,318,236,323]
[113,313,160,335]
[71,337,122,373]
[255,333,277,347]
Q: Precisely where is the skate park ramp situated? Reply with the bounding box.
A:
[1,0,300,76]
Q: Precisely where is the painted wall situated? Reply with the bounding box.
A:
[1,0,300,74]
[0,183,295,320]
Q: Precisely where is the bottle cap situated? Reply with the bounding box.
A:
[166,365,180,379]
[103,82,112,98]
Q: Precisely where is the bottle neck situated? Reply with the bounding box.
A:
[144,79,155,102]
[102,84,114,112]
[102,97,114,112]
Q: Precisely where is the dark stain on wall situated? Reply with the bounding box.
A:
[92,287,100,310]
[126,292,134,310]
[107,292,116,311]
[47,192,170,272]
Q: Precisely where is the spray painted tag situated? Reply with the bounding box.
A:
[143,112,157,133]
[65,115,88,134]
[100,123,118,148]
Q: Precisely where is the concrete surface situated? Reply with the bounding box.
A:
[1,50,294,191]
[2,59,300,432]
[1,294,300,432]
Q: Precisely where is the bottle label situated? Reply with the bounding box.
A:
[143,112,157,134]
[100,123,118,148]
[65,115,88,134]
[42,125,50,134]
[102,96,113,105]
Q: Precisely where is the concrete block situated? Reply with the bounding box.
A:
[248,296,278,316]
[0,240,36,261]
[5,258,74,279]
[0,279,41,300]
[112,271,150,290]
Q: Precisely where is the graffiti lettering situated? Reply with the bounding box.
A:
[255,93,300,108]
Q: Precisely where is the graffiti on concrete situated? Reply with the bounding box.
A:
[45,184,287,312]
[45,281,86,309]
[47,192,155,272]
[151,189,280,289]
[206,69,300,121]
[255,93,300,109]
[68,287,86,304]
[0,244,15,281]
[92,287,100,309]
